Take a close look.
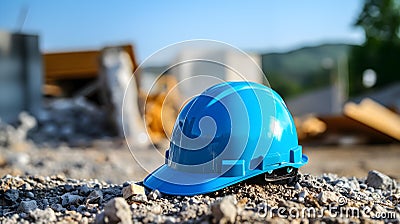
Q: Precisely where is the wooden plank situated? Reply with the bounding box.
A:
[318,115,395,142]
[43,45,137,81]
[43,84,62,97]
[344,98,400,141]
[44,51,100,80]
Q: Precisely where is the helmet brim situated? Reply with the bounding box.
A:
[143,155,308,196]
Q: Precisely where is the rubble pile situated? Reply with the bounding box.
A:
[8,97,113,146]
[0,112,36,148]
[0,170,399,223]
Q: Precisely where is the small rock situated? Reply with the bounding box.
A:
[18,200,38,213]
[122,181,132,187]
[40,199,49,208]
[79,185,91,196]
[211,195,237,224]
[373,204,386,213]
[22,183,32,191]
[294,182,302,190]
[61,193,82,206]
[164,216,177,223]
[5,189,19,203]
[298,190,308,203]
[318,191,339,205]
[189,197,200,204]
[348,178,360,191]
[64,184,74,191]
[81,217,89,224]
[366,170,397,190]
[86,190,103,204]
[148,189,161,200]
[360,183,367,190]
[103,187,121,198]
[334,180,344,187]
[104,197,133,224]
[20,212,28,219]
[152,204,162,215]
[26,192,34,198]
[82,211,90,217]
[50,203,65,212]
[95,212,106,224]
[122,183,145,200]
[29,208,56,222]
[77,204,86,213]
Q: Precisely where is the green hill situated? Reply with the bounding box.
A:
[262,44,354,99]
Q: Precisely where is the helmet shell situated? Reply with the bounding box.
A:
[144,81,308,195]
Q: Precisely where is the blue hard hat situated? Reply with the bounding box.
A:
[144,81,308,195]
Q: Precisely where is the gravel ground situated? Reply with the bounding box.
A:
[0,138,399,223]
[0,170,399,223]
[1,142,399,184]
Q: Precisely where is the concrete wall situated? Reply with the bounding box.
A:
[0,31,42,123]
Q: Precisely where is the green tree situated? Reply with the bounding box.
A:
[349,0,400,96]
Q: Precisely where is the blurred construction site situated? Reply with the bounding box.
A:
[0,0,399,182]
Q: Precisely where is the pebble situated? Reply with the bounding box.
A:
[148,189,161,200]
[77,205,86,213]
[298,189,308,202]
[373,203,386,213]
[81,217,89,224]
[122,183,145,200]
[95,212,106,224]
[122,181,132,187]
[64,184,74,192]
[359,183,367,190]
[211,195,237,224]
[26,192,34,198]
[103,197,133,224]
[29,208,56,222]
[18,200,38,213]
[61,193,82,206]
[348,178,360,191]
[86,190,103,204]
[22,183,32,191]
[79,185,91,196]
[152,204,162,215]
[318,191,339,205]
[164,216,177,223]
[50,203,65,212]
[189,197,200,204]
[294,182,302,190]
[367,170,397,190]
[5,189,19,203]
[40,198,49,208]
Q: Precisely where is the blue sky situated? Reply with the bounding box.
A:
[0,1,364,63]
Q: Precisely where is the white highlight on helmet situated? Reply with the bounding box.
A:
[269,117,283,141]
